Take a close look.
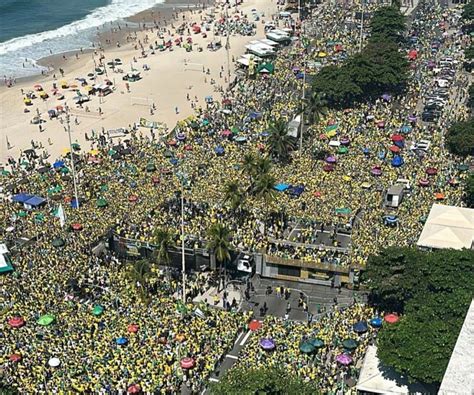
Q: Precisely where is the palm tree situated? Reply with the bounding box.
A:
[254,155,272,175]
[307,92,328,124]
[153,228,173,267]
[223,180,245,212]
[242,152,257,181]
[267,118,296,162]
[126,259,152,303]
[254,172,277,205]
[206,223,232,291]
[152,228,173,282]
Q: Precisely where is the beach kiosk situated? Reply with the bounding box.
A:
[0,244,14,274]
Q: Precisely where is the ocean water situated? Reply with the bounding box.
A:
[0,0,165,78]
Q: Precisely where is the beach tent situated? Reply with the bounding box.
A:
[391,156,404,167]
[24,196,46,210]
[0,243,14,274]
[12,194,34,204]
[288,185,305,197]
[274,183,290,192]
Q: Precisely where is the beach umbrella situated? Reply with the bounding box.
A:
[214,146,225,156]
[426,167,438,176]
[384,313,400,324]
[180,357,195,369]
[400,125,412,134]
[370,317,383,328]
[52,238,65,247]
[342,339,358,350]
[340,136,350,145]
[96,198,108,208]
[53,160,65,169]
[419,178,430,187]
[221,129,232,137]
[129,195,138,202]
[309,338,324,348]
[323,164,334,172]
[299,342,315,354]
[325,156,337,163]
[108,149,117,156]
[71,223,83,231]
[389,145,400,153]
[235,136,247,143]
[371,166,382,176]
[37,314,55,326]
[116,337,128,345]
[92,305,104,316]
[128,324,139,333]
[17,210,27,218]
[336,354,353,366]
[127,384,141,394]
[1,169,11,176]
[61,167,70,174]
[353,321,368,333]
[8,317,25,328]
[434,192,445,200]
[338,146,348,154]
[381,93,391,101]
[10,353,22,363]
[48,357,61,367]
[260,338,276,351]
[391,156,404,167]
[248,320,262,331]
[457,164,469,171]
[176,133,186,141]
[408,114,417,122]
[391,134,404,142]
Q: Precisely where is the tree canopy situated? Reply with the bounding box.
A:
[311,5,408,108]
[446,118,474,157]
[464,172,474,208]
[364,247,474,384]
[462,0,474,20]
[209,366,318,395]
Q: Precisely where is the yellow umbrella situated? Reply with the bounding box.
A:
[318,51,327,58]
[89,149,99,156]
[343,175,351,181]
[62,148,71,156]
[326,130,337,138]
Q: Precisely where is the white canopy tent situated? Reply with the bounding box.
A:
[416,204,474,250]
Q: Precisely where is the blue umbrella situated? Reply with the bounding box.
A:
[353,321,368,333]
[214,146,225,156]
[400,125,412,134]
[274,183,289,192]
[391,155,404,167]
[70,198,80,209]
[384,215,398,224]
[170,158,178,166]
[370,317,383,328]
[116,337,128,345]
[260,131,269,137]
[53,160,65,169]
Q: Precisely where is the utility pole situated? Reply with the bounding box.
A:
[299,0,306,151]
[64,114,80,209]
[225,3,231,79]
[359,0,364,52]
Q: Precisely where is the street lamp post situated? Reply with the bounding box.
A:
[298,0,306,151]
[180,183,186,303]
[64,114,80,209]
[359,0,365,52]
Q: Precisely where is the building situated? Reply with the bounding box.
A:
[439,299,474,395]
[416,204,474,250]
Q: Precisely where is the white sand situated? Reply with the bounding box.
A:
[0,0,280,165]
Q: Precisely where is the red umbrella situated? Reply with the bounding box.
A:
[8,317,25,328]
[128,324,139,333]
[71,223,83,231]
[184,144,193,151]
[391,134,404,142]
[128,195,138,202]
[389,145,400,153]
[248,319,262,331]
[426,167,438,176]
[313,191,322,198]
[168,139,177,146]
[10,353,22,362]
[180,357,195,369]
[323,164,334,172]
[384,313,399,324]
[127,384,141,394]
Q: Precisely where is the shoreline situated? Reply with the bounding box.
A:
[1,0,212,86]
[0,0,280,165]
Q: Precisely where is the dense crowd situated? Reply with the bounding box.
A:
[0,0,471,392]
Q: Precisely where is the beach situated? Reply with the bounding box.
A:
[0,0,280,165]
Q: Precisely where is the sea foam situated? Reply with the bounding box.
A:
[0,0,165,78]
